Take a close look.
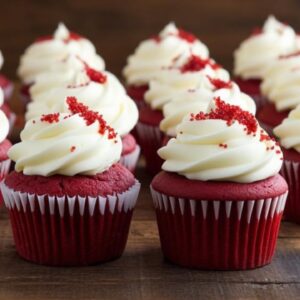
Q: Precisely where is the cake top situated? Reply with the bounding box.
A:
[274,104,300,153]
[9,97,122,176]
[144,53,230,110]
[27,65,138,137]
[17,23,105,84]
[160,81,256,136]
[234,15,297,80]
[158,98,282,183]
[123,22,209,86]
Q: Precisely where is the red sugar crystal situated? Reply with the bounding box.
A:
[180,55,220,73]
[70,146,76,152]
[219,143,228,149]
[85,65,107,84]
[40,113,60,123]
[190,97,257,135]
[208,76,232,90]
[66,96,117,139]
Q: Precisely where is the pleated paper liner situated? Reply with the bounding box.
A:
[120,145,140,173]
[151,186,288,270]
[0,159,11,205]
[281,160,300,223]
[136,122,164,175]
[1,180,140,266]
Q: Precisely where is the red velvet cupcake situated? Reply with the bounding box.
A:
[233,16,298,109]
[274,107,300,223]
[17,23,105,106]
[151,99,287,270]
[1,98,140,266]
[123,22,209,108]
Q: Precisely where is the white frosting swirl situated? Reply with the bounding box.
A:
[27,70,138,136]
[274,105,300,152]
[159,111,282,183]
[123,23,209,85]
[261,54,300,111]
[234,15,297,79]
[160,82,256,136]
[0,91,9,142]
[17,23,105,84]
[9,113,122,176]
[144,59,230,110]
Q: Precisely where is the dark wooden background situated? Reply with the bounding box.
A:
[1,0,300,80]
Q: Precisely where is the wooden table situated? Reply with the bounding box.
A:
[1,159,300,300]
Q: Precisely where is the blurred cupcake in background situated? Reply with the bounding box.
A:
[0,106,12,205]
[234,15,297,109]
[136,54,230,174]
[0,88,16,134]
[123,23,209,108]
[1,97,140,266]
[258,51,300,134]
[17,23,105,105]
[26,65,140,173]
[274,105,300,223]
[0,51,13,101]
[151,98,287,270]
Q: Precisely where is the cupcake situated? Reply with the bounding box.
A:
[0,107,12,205]
[258,51,300,134]
[0,51,13,101]
[234,15,297,108]
[123,23,209,108]
[151,98,287,270]
[1,97,140,266]
[0,88,16,134]
[137,55,230,174]
[26,65,139,173]
[274,105,300,223]
[17,23,105,105]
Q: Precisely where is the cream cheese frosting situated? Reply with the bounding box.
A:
[144,54,230,110]
[17,23,105,84]
[0,88,9,143]
[158,98,282,183]
[26,67,138,137]
[9,97,122,176]
[261,52,300,111]
[234,15,297,80]
[123,23,209,86]
[160,81,256,136]
[274,105,300,152]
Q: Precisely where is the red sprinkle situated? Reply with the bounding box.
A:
[208,76,232,90]
[70,146,76,152]
[40,113,60,123]
[85,66,107,84]
[190,97,258,135]
[66,96,117,139]
[180,55,220,73]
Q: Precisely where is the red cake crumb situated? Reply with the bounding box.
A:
[66,97,117,140]
[219,143,228,149]
[190,97,258,135]
[70,146,76,152]
[41,113,60,123]
[208,76,232,90]
[85,66,107,84]
[180,55,220,73]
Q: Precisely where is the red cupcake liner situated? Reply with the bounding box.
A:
[150,186,287,270]
[0,159,11,205]
[280,160,300,223]
[120,145,140,173]
[136,122,163,175]
[1,180,140,266]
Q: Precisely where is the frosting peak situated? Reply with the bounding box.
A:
[159,99,282,183]
[54,23,70,40]
[9,97,121,176]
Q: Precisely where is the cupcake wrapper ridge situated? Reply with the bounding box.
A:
[151,186,287,270]
[120,145,140,173]
[1,180,140,266]
[0,159,11,205]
